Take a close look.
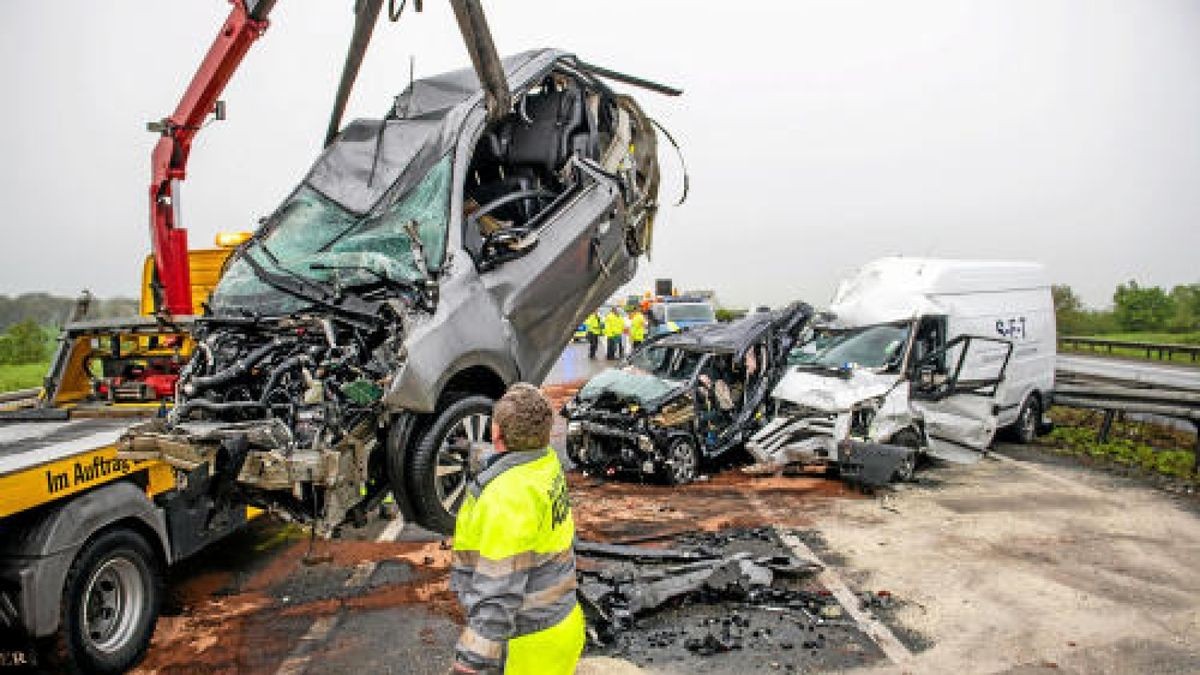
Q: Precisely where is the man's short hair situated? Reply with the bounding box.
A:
[493,383,553,451]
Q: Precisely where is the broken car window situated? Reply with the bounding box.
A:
[211,155,452,315]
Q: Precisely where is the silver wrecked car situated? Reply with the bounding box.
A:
[121,48,676,534]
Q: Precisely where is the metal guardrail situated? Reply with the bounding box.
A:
[0,387,40,406]
[1051,382,1200,474]
[1059,336,1200,362]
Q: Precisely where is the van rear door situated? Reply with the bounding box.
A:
[909,335,1013,463]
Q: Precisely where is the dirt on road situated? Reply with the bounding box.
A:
[123,370,1200,674]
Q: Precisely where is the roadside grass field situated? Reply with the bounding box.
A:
[1060,331,1200,366]
[0,362,48,393]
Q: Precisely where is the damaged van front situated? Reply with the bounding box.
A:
[564,304,812,485]
[748,258,1038,485]
[119,49,676,534]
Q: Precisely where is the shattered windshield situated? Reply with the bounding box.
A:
[665,303,716,323]
[790,323,911,370]
[211,154,452,315]
[629,345,706,381]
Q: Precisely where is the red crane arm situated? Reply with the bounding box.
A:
[148,0,277,315]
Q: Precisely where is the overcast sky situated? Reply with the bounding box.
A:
[1,0,1197,309]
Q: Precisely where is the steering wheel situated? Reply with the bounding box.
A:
[467,187,556,237]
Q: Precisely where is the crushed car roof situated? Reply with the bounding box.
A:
[655,303,810,356]
[306,48,568,216]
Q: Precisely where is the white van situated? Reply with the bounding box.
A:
[747,257,1055,479]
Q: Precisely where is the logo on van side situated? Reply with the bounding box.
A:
[995,317,1028,340]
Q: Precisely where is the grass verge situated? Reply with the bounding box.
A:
[0,362,48,393]
[1039,408,1197,483]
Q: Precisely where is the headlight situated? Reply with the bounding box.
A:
[567,421,582,436]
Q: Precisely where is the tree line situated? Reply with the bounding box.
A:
[1054,282,1200,337]
[0,293,139,365]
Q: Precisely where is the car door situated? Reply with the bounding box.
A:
[909,334,1013,463]
[478,160,630,383]
[714,303,813,449]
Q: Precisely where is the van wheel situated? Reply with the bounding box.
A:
[889,429,923,482]
[661,437,700,485]
[1013,396,1041,444]
[408,395,494,534]
[49,528,162,675]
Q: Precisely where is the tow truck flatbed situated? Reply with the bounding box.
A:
[0,417,173,519]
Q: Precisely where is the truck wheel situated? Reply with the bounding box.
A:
[51,528,162,675]
[408,395,494,534]
[661,437,700,486]
[1013,396,1041,445]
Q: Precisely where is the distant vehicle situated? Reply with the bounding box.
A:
[573,323,589,342]
[648,297,717,336]
[563,304,812,484]
[748,257,1055,482]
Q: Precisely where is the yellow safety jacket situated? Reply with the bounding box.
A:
[451,447,580,673]
[603,312,624,338]
[630,313,646,342]
[584,314,602,335]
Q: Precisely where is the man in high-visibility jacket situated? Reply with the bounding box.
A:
[450,384,584,675]
[584,312,602,360]
[603,309,624,360]
[630,310,647,351]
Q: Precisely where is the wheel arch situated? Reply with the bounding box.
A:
[4,480,169,638]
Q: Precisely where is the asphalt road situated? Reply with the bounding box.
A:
[1058,353,1200,391]
[104,346,1196,674]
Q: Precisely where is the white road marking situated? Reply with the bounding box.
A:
[273,511,409,675]
[775,528,914,667]
[746,493,914,667]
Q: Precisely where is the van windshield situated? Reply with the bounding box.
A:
[791,323,911,371]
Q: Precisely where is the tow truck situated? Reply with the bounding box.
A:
[0,2,512,671]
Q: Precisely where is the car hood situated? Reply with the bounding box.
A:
[576,367,682,409]
[771,367,900,413]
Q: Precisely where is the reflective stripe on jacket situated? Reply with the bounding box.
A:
[603,312,624,338]
[451,447,578,671]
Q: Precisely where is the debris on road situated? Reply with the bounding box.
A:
[576,526,889,671]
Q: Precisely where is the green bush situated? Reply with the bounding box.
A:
[0,321,51,365]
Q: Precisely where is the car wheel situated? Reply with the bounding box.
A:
[49,528,162,675]
[1013,395,1041,445]
[408,395,494,534]
[888,428,923,482]
[661,436,700,486]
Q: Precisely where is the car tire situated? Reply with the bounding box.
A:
[408,394,494,534]
[661,436,700,486]
[888,428,923,482]
[1013,395,1041,445]
[48,528,162,675]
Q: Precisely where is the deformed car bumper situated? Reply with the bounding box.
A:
[566,417,662,475]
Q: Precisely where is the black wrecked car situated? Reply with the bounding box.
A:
[562,303,813,484]
[121,49,675,534]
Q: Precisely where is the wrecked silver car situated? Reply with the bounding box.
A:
[120,49,673,534]
[562,304,812,484]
